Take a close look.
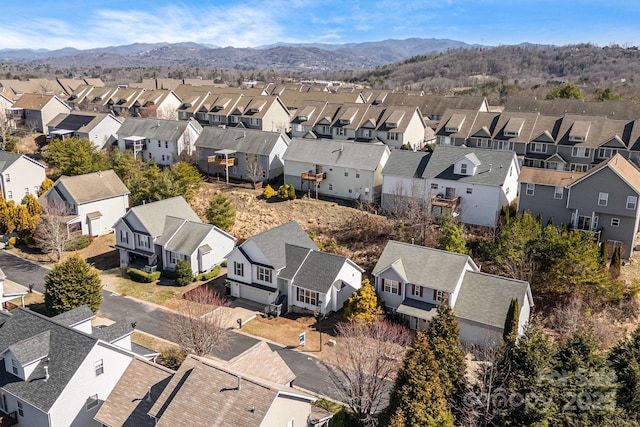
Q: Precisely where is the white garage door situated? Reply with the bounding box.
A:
[240,285,271,305]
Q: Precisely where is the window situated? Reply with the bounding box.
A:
[383,279,400,295]
[7,191,12,200]
[412,284,422,297]
[344,170,349,177]
[531,142,547,153]
[257,266,272,283]
[297,288,318,306]
[570,163,589,172]
[169,251,179,265]
[460,164,467,174]
[320,125,330,135]
[348,188,353,193]
[94,359,104,376]
[356,170,360,178]
[161,155,165,162]
[17,401,23,417]
[4,174,9,182]
[627,196,638,210]
[250,118,260,126]
[34,186,39,194]
[571,147,591,158]
[466,188,473,194]
[430,183,439,190]
[234,261,244,277]
[11,358,18,375]
[435,290,445,302]
[525,183,535,196]
[577,215,592,230]
[598,192,608,206]
[86,394,99,411]
[496,140,514,151]
[157,141,161,147]
[24,187,29,196]
[335,128,346,136]
[328,184,333,190]
[120,230,128,244]
[597,147,618,159]
[137,234,149,249]
[611,218,620,227]
[388,132,398,140]
[165,141,168,148]
[554,186,563,199]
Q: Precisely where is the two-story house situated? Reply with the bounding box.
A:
[373,240,533,345]
[518,154,640,258]
[46,111,122,149]
[226,221,362,314]
[114,196,236,275]
[117,117,202,166]
[41,170,130,237]
[10,94,71,135]
[0,151,46,202]
[0,307,137,427]
[195,127,290,184]
[283,139,390,203]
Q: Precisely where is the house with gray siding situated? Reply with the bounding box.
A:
[372,240,533,345]
[46,111,122,149]
[518,154,640,258]
[195,127,289,184]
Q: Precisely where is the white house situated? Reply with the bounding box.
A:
[0,307,137,427]
[114,196,236,275]
[117,117,202,166]
[283,138,390,203]
[41,170,129,237]
[226,221,362,314]
[372,240,533,345]
[381,146,520,227]
[47,112,122,149]
[0,151,46,202]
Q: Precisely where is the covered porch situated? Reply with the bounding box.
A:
[396,298,439,331]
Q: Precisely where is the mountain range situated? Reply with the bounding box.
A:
[0,38,488,71]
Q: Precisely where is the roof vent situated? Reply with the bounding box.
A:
[237,375,242,391]
[44,365,50,382]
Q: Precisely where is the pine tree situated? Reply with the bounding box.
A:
[503,298,520,342]
[382,332,455,427]
[436,215,467,254]
[206,194,236,231]
[22,193,41,217]
[610,246,622,270]
[599,240,609,266]
[343,278,383,324]
[609,324,640,421]
[44,254,103,315]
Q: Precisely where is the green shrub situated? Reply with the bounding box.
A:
[156,347,187,370]
[277,184,296,200]
[288,185,296,200]
[126,267,161,283]
[65,235,91,251]
[195,265,221,281]
[263,184,275,199]
[221,259,228,267]
[175,260,194,286]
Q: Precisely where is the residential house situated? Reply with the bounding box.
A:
[372,240,533,345]
[0,151,46,202]
[289,100,329,138]
[374,105,427,150]
[381,146,520,227]
[46,111,122,149]
[0,91,16,129]
[233,95,291,132]
[504,97,640,121]
[137,90,182,120]
[518,154,640,258]
[10,94,71,134]
[0,307,137,427]
[195,127,290,183]
[117,117,202,166]
[226,221,362,314]
[41,170,129,237]
[283,139,390,203]
[0,269,27,309]
[114,196,236,275]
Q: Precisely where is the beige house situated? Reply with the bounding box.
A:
[10,94,71,134]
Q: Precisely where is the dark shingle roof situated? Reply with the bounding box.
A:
[195,127,288,156]
[283,138,389,172]
[118,117,198,142]
[381,150,431,178]
[9,331,50,365]
[52,305,94,327]
[0,308,98,411]
[92,320,134,343]
[0,150,25,173]
[291,249,355,294]
[125,197,201,237]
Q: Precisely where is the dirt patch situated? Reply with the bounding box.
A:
[16,133,41,154]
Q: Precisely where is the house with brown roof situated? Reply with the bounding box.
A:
[41,170,130,237]
[10,94,71,134]
[518,154,640,258]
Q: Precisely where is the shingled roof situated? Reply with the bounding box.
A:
[195,127,289,156]
[123,196,201,237]
[284,138,389,172]
[53,169,129,204]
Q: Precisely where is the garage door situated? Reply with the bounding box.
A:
[239,285,271,305]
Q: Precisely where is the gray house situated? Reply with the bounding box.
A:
[195,127,289,184]
[372,240,533,345]
[518,154,640,258]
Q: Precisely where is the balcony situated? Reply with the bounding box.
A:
[0,410,18,427]
[207,156,237,167]
[431,195,460,209]
[301,171,326,183]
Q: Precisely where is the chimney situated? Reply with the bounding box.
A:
[237,375,242,391]
[44,365,50,382]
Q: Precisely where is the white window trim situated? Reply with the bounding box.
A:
[627,196,637,210]
[598,192,608,206]
[554,186,563,199]
[525,183,535,196]
[611,218,620,227]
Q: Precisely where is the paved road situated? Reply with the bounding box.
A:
[0,250,342,401]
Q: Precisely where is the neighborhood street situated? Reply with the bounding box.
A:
[0,250,341,401]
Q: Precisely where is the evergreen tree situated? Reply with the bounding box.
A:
[493,211,541,281]
[206,194,236,231]
[44,254,102,315]
[175,260,193,286]
[545,83,584,100]
[343,278,383,324]
[436,215,467,254]
[382,332,455,427]
[43,137,107,177]
[15,205,36,238]
[169,162,204,202]
[610,246,622,270]
[599,240,609,266]
[38,177,54,196]
[609,324,640,421]
[503,298,520,342]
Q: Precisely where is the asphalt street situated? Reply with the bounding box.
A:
[0,250,342,400]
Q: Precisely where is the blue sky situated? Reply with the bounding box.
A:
[1,0,638,50]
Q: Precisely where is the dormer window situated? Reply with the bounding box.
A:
[445,113,466,133]
[11,358,18,375]
[569,121,591,142]
[460,164,468,174]
[504,117,524,137]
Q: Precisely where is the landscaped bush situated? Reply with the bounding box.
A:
[126,267,161,283]
[195,265,221,281]
[263,184,275,199]
[7,236,17,246]
[156,346,187,370]
[175,260,194,286]
[277,184,296,200]
[65,235,91,251]
[221,259,227,267]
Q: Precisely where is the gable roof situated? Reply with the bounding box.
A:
[421,145,517,186]
[568,153,640,192]
[54,170,129,204]
[372,240,477,293]
[124,196,201,237]
[454,271,531,329]
[117,117,197,142]
[195,127,289,156]
[381,150,431,179]
[52,305,94,327]
[284,138,389,171]
[517,167,584,186]
[94,357,174,427]
[148,355,313,427]
[239,221,317,270]
[225,342,295,386]
[0,308,100,412]
[155,216,236,255]
[0,151,41,173]
[46,111,119,133]
[12,93,70,111]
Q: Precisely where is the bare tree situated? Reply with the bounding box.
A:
[168,286,233,356]
[33,200,71,262]
[323,320,412,427]
[245,152,264,187]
